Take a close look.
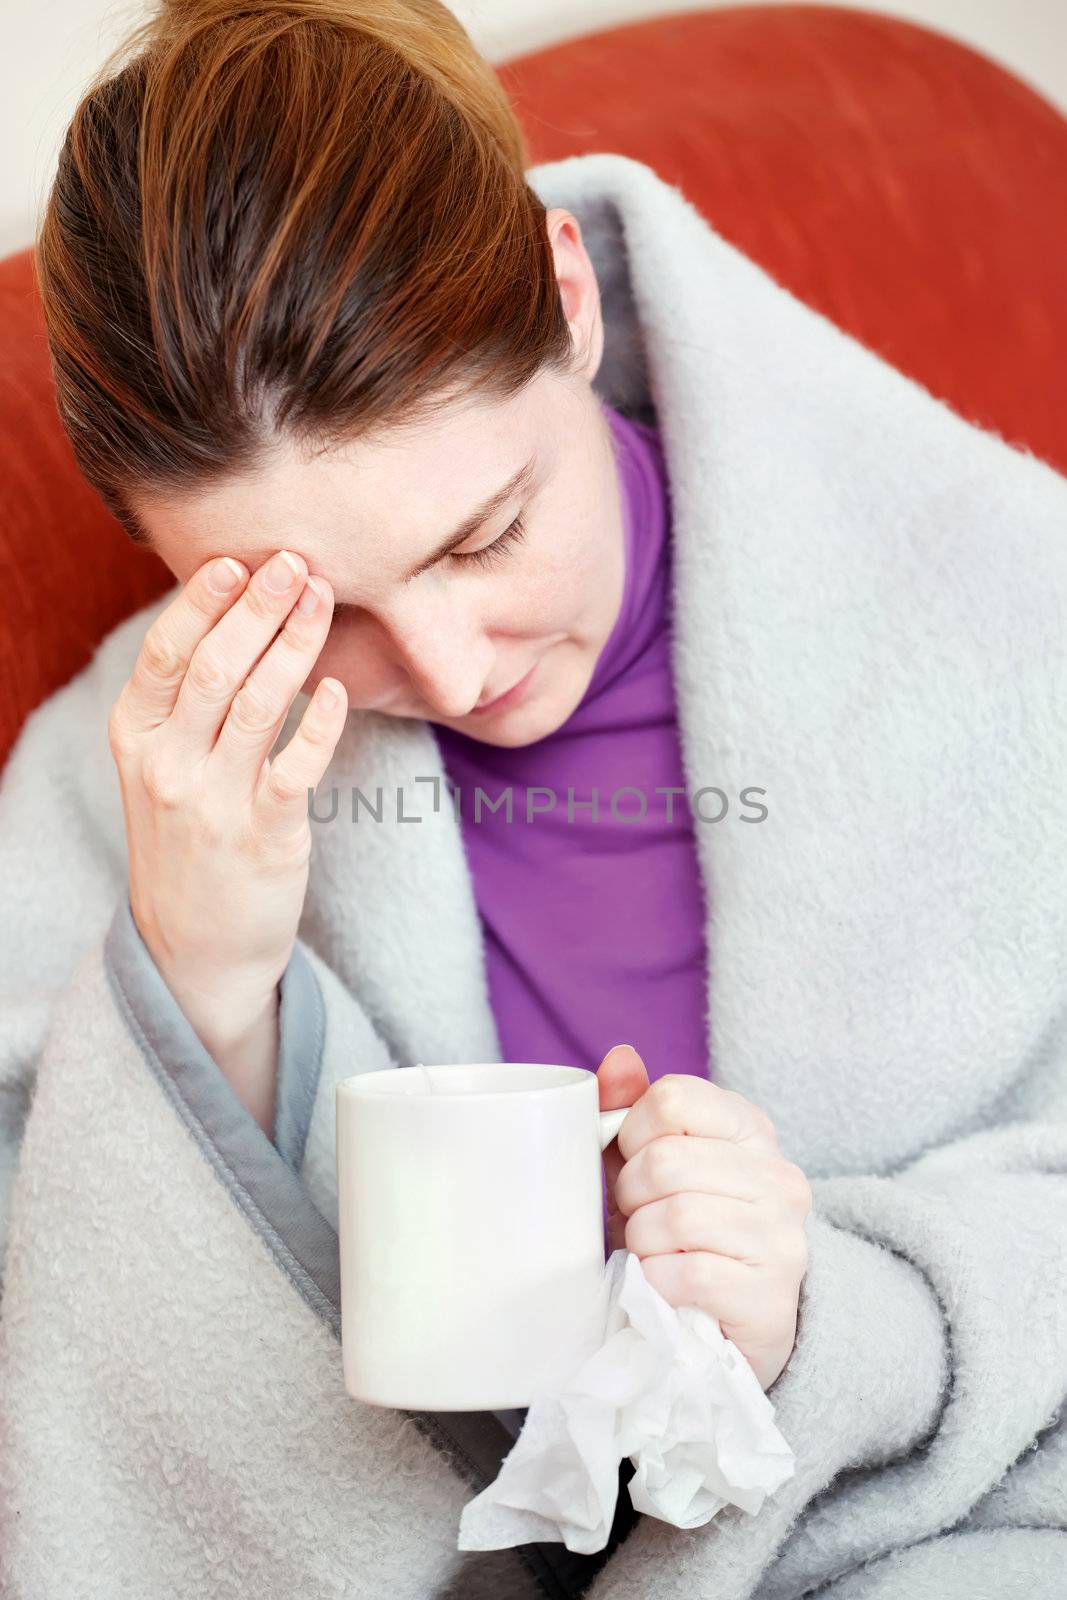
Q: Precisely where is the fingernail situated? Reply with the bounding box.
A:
[296,576,322,615]
[264,549,303,591]
[209,556,245,593]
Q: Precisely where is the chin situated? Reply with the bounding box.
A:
[464,721,544,750]
[458,699,567,748]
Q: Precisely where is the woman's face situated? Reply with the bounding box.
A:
[132,209,628,749]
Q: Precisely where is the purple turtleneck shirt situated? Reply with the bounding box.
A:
[432,401,711,1110]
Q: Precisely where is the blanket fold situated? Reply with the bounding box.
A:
[0,908,562,1597]
[2,149,1066,1598]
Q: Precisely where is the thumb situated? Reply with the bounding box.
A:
[598,1044,650,1236]
[597,1042,650,1112]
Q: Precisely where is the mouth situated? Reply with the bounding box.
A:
[469,659,540,716]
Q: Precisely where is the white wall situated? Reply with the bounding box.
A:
[7,0,1067,260]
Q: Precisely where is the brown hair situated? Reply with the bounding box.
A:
[34,0,574,546]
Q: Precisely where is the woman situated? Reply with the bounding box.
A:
[2,1,1065,1596]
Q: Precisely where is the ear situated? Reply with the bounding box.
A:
[545,206,604,382]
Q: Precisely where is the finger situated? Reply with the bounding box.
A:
[599,1044,650,1198]
[606,1208,628,1254]
[118,556,250,733]
[639,1249,760,1331]
[615,1073,779,1161]
[254,675,349,838]
[211,573,336,787]
[597,1044,651,1112]
[168,548,311,754]
[623,1190,769,1265]
[615,1133,789,1212]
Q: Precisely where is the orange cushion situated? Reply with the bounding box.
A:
[2,4,1065,767]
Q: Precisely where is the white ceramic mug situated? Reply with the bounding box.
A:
[336,1062,635,1411]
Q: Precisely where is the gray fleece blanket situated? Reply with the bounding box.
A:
[1,151,1066,1600]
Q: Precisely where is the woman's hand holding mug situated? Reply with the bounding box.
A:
[597,1044,812,1391]
[107,549,348,1132]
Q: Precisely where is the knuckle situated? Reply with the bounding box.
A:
[140,751,184,809]
[646,1135,679,1190]
[277,614,315,653]
[753,1105,779,1145]
[228,681,280,736]
[185,648,232,700]
[773,1230,808,1286]
[781,1161,813,1212]
[138,624,185,686]
[650,1075,688,1128]
[665,1190,699,1246]
[684,1252,714,1297]
[264,763,307,806]
[107,701,135,760]
[299,711,336,751]
[243,582,286,623]
[722,1086,776,1145]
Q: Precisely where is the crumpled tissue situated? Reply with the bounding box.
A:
[457,1247,796,1554]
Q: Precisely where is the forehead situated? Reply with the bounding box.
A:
[138,378,548,588]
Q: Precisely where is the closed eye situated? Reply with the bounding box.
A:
[329,514,528,620]
[450,514,527,572]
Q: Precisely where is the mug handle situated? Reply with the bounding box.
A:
[598,1105,634,1151]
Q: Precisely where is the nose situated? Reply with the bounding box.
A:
[385,599,492,718]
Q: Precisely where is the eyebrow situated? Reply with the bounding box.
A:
[399,453,538,584]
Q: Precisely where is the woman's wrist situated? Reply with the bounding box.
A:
[206,990,281,1139]
[161,971,282,1138]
